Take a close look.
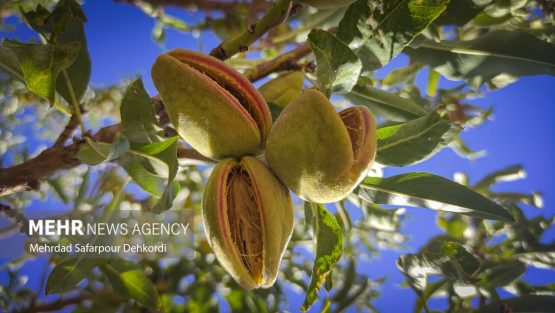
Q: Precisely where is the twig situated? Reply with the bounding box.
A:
[244,42,311,82]
[0,120,215,197]
[209,0,296,60]
[53,114,80,148]
[115,0,254,12]
[0,203,29,238]
[14,293,92,313]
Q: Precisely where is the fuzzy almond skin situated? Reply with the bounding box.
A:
[166,49,272,140]
[151,50,271,160]
[202,157,294,289]
[265,89,377,203]
[302,0,357,9]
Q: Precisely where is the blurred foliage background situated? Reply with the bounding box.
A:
[0,0,554,312]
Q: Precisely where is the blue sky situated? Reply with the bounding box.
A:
[1,0,555,311]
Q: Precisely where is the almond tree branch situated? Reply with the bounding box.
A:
[209,0,297,60]
[53,114,80,148]
[14,293,93,313]
[0,123,210,197]
[244,42,311,82]
[116,0,250,12]
[0,38,312,198]
[0,203,29,240]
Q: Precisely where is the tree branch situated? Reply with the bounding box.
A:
[209,0,297,60]
[14,293,93,313]
[116,0,250,12]
[244,42,311,82]
[0,122,214,197]
[53,114,80,148]
[0,203,29,239]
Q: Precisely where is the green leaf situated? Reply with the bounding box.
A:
[382,62,423,87]
[376,111,462,166]
[337,0,448,70]
[101,259,159,310]
[479,261,527,288]
[21,0,87,41]
[121,137,179,211]
[434,0,484,26]
[345,85,427,122]
[476,295,555,313]
[331,258,356,302]
[516,251,555,270]
[47,177,70,204]
[426,69,440,97]
[3,40,81,104]
[46,258,97,295]
[258,71,304,109]
[450,136,486,160]
[360,203,403,232]
[307,29,362,96]
[20,0,90,103]
[406,30,555,86]
[474,164,526,190]
[120,79,162,145]
[414,278,448,313]
[358,172,515,222]
[77,134,130,166]
[0,46,24,81]
[397,241,479,292]
[490,192,543,208]
[302,202,343,312]
[55,18,90,104]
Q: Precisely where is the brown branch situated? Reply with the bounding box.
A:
[0,203,29,239]
[0,40,312,197]
[0,203,28,229]
[115,0,246,12]
[0,121,213,198]
[0,143,81,197]
[244,42,311,82]
[53,114,80,148]
[14,293,92,313]
[0,223,21,240]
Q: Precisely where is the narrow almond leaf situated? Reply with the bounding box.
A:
[397,241,479,292]
[56,18,90,104]
[101,259,159,310]
[426,69,440,97]
[302,202,343,312]
[337,0,449,70]
[3,40,81,104]
[308,29,362,96]
[120,79,162,145]
[433,0,483,26]
[77,133,130,166]
[345,85,427,122]
[0,46,24,81]
[121,137,179,211]
[358,172,515,222]
[376,111,462,166]
[258,71,304,109]
[473,164,526,190]
[479,261,527,288]
[476,295,555,313]
[406,30,555,85]
[382,62,423,87]
[46,258,97,295]
[21,0,90,103]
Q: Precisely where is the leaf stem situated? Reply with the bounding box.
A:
[62,70,87,137]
